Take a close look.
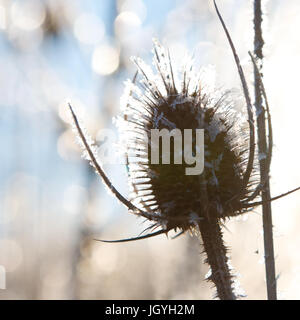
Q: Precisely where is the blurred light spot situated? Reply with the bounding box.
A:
[73,13,105,45]
[115,11,142,41]
[117,0,147,22]
[91,244,118,275]
[92,45,119,75]
[2,173,40,224]
[63,184,87,215]
[0,239,23,272]
[57,129,81,161]
[10,0,45,31]
[115,11,142,28]
[0,6,6,30]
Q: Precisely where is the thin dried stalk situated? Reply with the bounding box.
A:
[253,0,277,300]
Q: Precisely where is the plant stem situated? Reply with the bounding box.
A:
[253,0,277,300]
[198,173,235,300]
[199,219,235,300]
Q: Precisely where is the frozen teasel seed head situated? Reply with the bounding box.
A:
[118,40,257,234]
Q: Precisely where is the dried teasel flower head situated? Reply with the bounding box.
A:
[117,39,255,235]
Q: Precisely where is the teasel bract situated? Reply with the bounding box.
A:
[68,1,300,300]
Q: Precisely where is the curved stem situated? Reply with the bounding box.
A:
[214,0,255,191]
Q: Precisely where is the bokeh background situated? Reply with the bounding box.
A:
[0,0,299,300]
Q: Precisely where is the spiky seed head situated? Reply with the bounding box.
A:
[118,40,256,233]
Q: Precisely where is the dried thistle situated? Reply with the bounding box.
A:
[68,1,300,300]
